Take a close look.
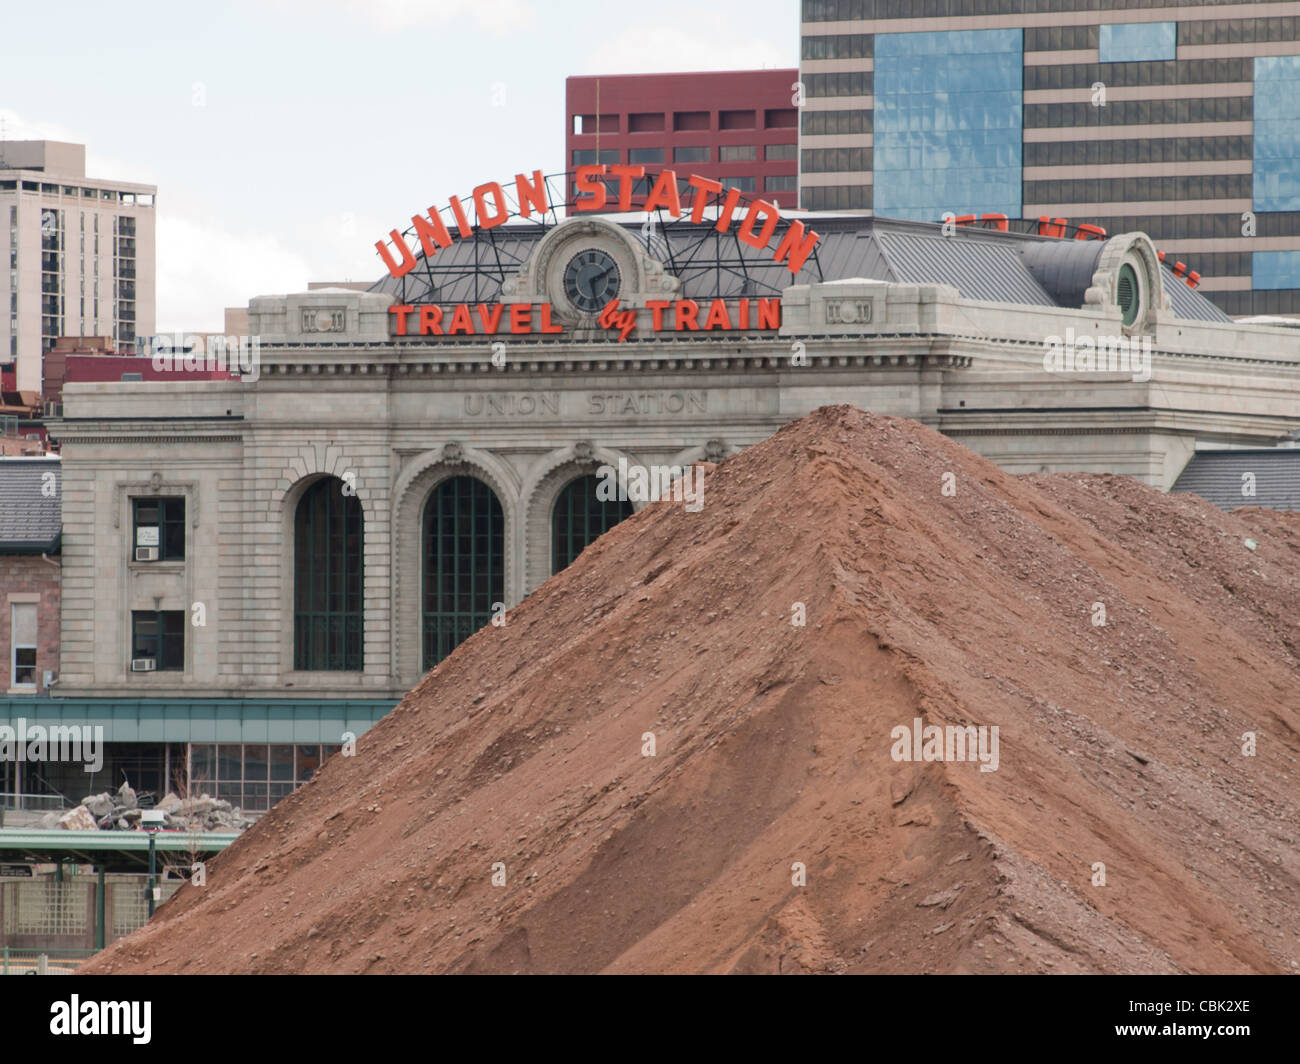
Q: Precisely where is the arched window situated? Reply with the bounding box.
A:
[293,477,364,671]
[423,476,504,670]
[552,475,633,574]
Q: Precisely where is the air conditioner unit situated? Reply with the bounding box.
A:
[130,658,157,672]
[135,546,159,562]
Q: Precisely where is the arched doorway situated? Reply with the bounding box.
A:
[552,474,633,574]
[423,476,505,669]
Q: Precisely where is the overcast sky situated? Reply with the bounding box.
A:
[1,0,797,332]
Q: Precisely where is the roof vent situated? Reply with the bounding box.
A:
[1117,262,1140,326]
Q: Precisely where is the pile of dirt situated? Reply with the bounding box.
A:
[83,406,1299,974]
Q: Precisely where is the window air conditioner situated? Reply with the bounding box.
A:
[130,658,157,672]
[135,546,159,562]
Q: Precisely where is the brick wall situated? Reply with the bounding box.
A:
[1,554,61,695]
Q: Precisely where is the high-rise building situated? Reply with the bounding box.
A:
[566,70,800,212]
[799,2,1300,317]
[0,141,156,392]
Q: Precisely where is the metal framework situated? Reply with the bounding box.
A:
[376,171,826,310]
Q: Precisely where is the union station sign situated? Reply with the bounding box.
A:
[376,167,814,343]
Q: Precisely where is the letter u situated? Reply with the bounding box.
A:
[376,231,416,278]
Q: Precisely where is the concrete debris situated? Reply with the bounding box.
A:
[38,788,254,833]
[56,806,97,831]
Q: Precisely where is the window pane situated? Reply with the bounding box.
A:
[11,603,36,645]
[270,745,295,781]
[244,744,269,781]
[296,745,322,782]
[217,745,242,781]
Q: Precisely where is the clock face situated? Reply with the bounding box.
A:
[562,248,621,313]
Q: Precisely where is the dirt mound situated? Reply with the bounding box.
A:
[83,406,1300,974]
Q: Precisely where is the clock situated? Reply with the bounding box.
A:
[562,248,621,313]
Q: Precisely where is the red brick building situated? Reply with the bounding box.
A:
[0,457,61,696]
[565,69,799,212]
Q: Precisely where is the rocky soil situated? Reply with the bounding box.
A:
[83,407,1300,974]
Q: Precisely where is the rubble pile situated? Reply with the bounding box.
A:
[41,782,253,833]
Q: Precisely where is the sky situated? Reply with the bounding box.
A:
[0,0,798,332]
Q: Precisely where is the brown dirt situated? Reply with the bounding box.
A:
[82,406,1300,974]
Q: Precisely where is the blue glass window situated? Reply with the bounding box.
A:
[1098,23,1177,64]
[1253,251,1300,290]
[873,29,1023,222]
[1253,56,1300,213]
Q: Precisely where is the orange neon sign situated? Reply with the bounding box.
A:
[387,297,781,343]
[376,169,820,280]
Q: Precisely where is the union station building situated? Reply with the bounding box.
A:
[15,169,1300,811]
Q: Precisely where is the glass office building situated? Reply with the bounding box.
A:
[800,1,1300,316]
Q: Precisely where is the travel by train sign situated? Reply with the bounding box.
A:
[387,297,782,342]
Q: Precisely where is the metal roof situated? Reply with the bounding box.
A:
[0,697,397,743]
[0,456,61,552]
[875,228,1057,306]
[1172,449,1300,511]
[0,829,238,871]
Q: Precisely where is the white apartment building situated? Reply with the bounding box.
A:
[1,140,156,393]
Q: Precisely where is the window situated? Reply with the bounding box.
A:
[579,114,618,133]
[802,32,873,59]
[765,143,797,161]
[802,146,872,173]
[801,109,871,135]
[131,610,184,671]
[873,27,1022,221]
[1099,22,1177,64]
[720,145,756,162]
[628,147,665,164]
[294,477,364,671]
[11,603,36,687]
[423,477,504,670]
[1253,251,1300,290]
[728,176,757,192]
[801,184,872,210]
[1254,55,1300,213]
[765,174,797,192]
[132,496,185,560]
[553,476,632,574]
[572,149,619,166]
[628,112,665,133]
[804,71,872,98]
[674,145,709,163]
[191,742,339,812]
